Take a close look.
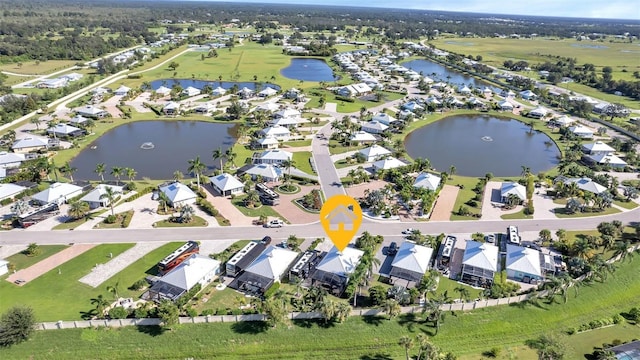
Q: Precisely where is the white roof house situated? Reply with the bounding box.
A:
[260,126,290,140]
[155,86,172,95]
[211,86,227,96]
[209,173,245,196]
[569,125,594,138]
[47,123,84,137]
[60,72,83,82]
[587,153,627,168]
[253,149,293,165]
[79,184,124,209]
[244,164,282,182]
[114,85,131,96]
[553,115,575,127]
[159,182,197,207]
[458,85,472,95]
[315,246,364,278]
[413,172,441,191]
[256,136,279,149]
[361,121,388,134]
[270,116,302,128]
[193,102,217,114]
[32,182,83,205]
[501,182,527,202]
[0,259,8,276]
[528,106,548,118]
[149,254,221,301]
[75,105,109,119]
[519,89,537,100]
[245,245,299,281]
[560,177,608,195]
[12,137,49,153]
[350,131,377,144]
[582,141,615,155]
[389,241,434,283]
[372,157,406,171]
[69,115,89,125]
[461,241,499,284]
[0,152,26,168]
[163,101,180,114]
[0,183,27,202]
[359,145,391,162]
[498,100,514,110]
[254,102,279,113]
[258,87,278,97]
[371,113,397,126]
[506,244,542,282]
[182,86,201,97]
[274,108,301,119]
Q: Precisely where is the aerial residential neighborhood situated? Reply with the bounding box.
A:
[0,0,639,359]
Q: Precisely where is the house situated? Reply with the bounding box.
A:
[182,86,201,97]
[458,85,472,95]
[254,102,279,113]
[311,246,364,296]
[361,121,388,134]
[47,123,85,138]
[269,116,302,128]
[586,153,628,169]
[159,182,197,207]
[359,145,391,162]
[79,184,124,209]
[252,149,293,165]
[0,183,27,202]
[446,97,465,108]
[193,103,216,115]
[582,141,615,155]
[371,113,397,126]
[372,157,406,171]
[519,90,538,101]
[606,340,640,360]
[68,115,89,125]
[325,205,357,231]
[238,87,254,99]
[146,254,221,302]
[552,115,575,127]
[0,259,8,276]
[11,137,49,153]
[284,88,301,99]
[60,73,83,82]
[75,105,109,119]
[467,97,484,108]
[500,182,526,203]
[155,86,172,96]
[209,173,244,196]
[528,106,548,119]
[258,87,278,98]
[349,131,377,145]
[389,241,434,285]
[211,86,227,96]
[569,125,594,139]
[556,176,608,195]
[243,164,282,182]
[114,85,131,96]
[592,102,610,114]
[498,100,514,111]
[226,241,267,277]
[413,172,441,191]
[506,245,543,284]
[163,102,180,116]
[260,126,291,141]
[401,101,424,112]
[461,241,499,288]
[335,83,372,98]
[32,182,83,205]
[255,136,279,150]
[0,152,26,169]
[274,108,301,119]
[232,245,299,295]
[37,78,68,89]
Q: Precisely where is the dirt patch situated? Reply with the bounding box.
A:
[430,185,459,221]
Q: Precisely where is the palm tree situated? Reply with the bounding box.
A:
[449,165,456,179]
[94,163,106,182]
[225,148,237,169]
[106,282,120,300]
[47,121,58,139]
[212,147,225,171]
[90,295,110,319]
[30,117,42,130]
[244,190,260,208]
[521,165,531,179]
[281,159,296,188]
[158,191,171,213]
[454,286,470,302]
[416,333,438,360]
[612,241,632,262]
[59,162,77,182]
[398,336,414,360]
[125,167,137,182]
[67,200,90,220]
[187,156,206,188]
[100,186,118,217]
[173,170,184,182]
[382,299,401,320]
[573,237,594,260]
[179,204,195,223]
[111,166,123,186]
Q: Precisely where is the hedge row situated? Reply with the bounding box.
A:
[567,314,622,334]
[125,186,155,202]
[196,197,219,217]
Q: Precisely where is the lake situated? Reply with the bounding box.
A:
[402,59,498,90]
[150,79,280,91]
[71,121,237,180]
[404,115,560,177]
[280,58,338,82]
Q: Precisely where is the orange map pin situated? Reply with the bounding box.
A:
[320,194,363,251]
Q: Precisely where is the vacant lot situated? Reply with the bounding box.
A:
[0,59,77,75]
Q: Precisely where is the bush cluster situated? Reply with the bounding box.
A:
[568,314,622,334]
[125,187,154,202]
[196,198,219,216]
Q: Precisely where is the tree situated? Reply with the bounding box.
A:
[525,334,565,360]
[281,159,296,188]
[173,170,184,182]
[539,229,552,242]
[187,156,206,188]
[157,300,179,328]
[179,204,195,223]
[100,186,118,217]
[111,166,123,186]
[90,295,109,319]
[168,61,179,71]
[94,163,106,182]
[106,281,120,300]
[212,147,225,171]
[125,167,137,182]
[0,306,36,347]
[382,299,401,320]
[225,148,237,169]
[67,200,90,220]
[30,117,41,130]
[59,162,77,182]
[158,191,171,214]
[398,335,414,360]
[454,286,470,302]
[603,103,629,122]
[449,165,456,178]
[24,243,41,257]
[108,306,128,319]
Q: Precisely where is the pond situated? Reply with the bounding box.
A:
[150,79,280,91]
[404,115,560,177]
[71,121,237,180]
[402,59,499,91]
[280,58,338,82]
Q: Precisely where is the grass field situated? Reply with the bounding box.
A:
[448,175,482,221]
[3,245,68,272]
[500,208,533,220]
[154,215,208,227]
[0,59,77,75]
[292,151,313,174]
[3,255,640,359]
[553,207,621,218]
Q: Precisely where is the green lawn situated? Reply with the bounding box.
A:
[154,215,208,227]
[292,151,313,174]
[282,139,312,147]
[231,195,284,221]
[328,139,364,155]
[500,209,534,220]
[553,207,621,218]
[4,255,640,359]
[2,245,68,272]
[95,210,134,228]
[434,277,483,301]
[0,244,134,321]
[448,175,483,221]
[0,59,77,75]
[53,209,108,230]
[613,199,639,210]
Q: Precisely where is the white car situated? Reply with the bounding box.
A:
[265,220,284,228]
[402,228,414,235]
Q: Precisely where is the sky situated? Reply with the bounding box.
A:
[187,0,640,20]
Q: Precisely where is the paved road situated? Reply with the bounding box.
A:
[312,120,346,199]
[2,206,638,245]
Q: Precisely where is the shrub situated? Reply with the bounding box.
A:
[483,347,501,358]
[129,279,147,291]
[104,214,117,224]
[263,282,280,298]
[201,309,215,316]
[215,308,228,315]
[121,211,133,228]
[134,307,148,319]
[108,306,129,319]
[185,308,198,317]
[125,187,154,202]
[231,309,243,315]
[125,182,137,191]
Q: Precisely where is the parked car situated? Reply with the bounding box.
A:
[485,234,496,243]
[264,219,284,228]
[402,228,414,235]
[388,242,398,255]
